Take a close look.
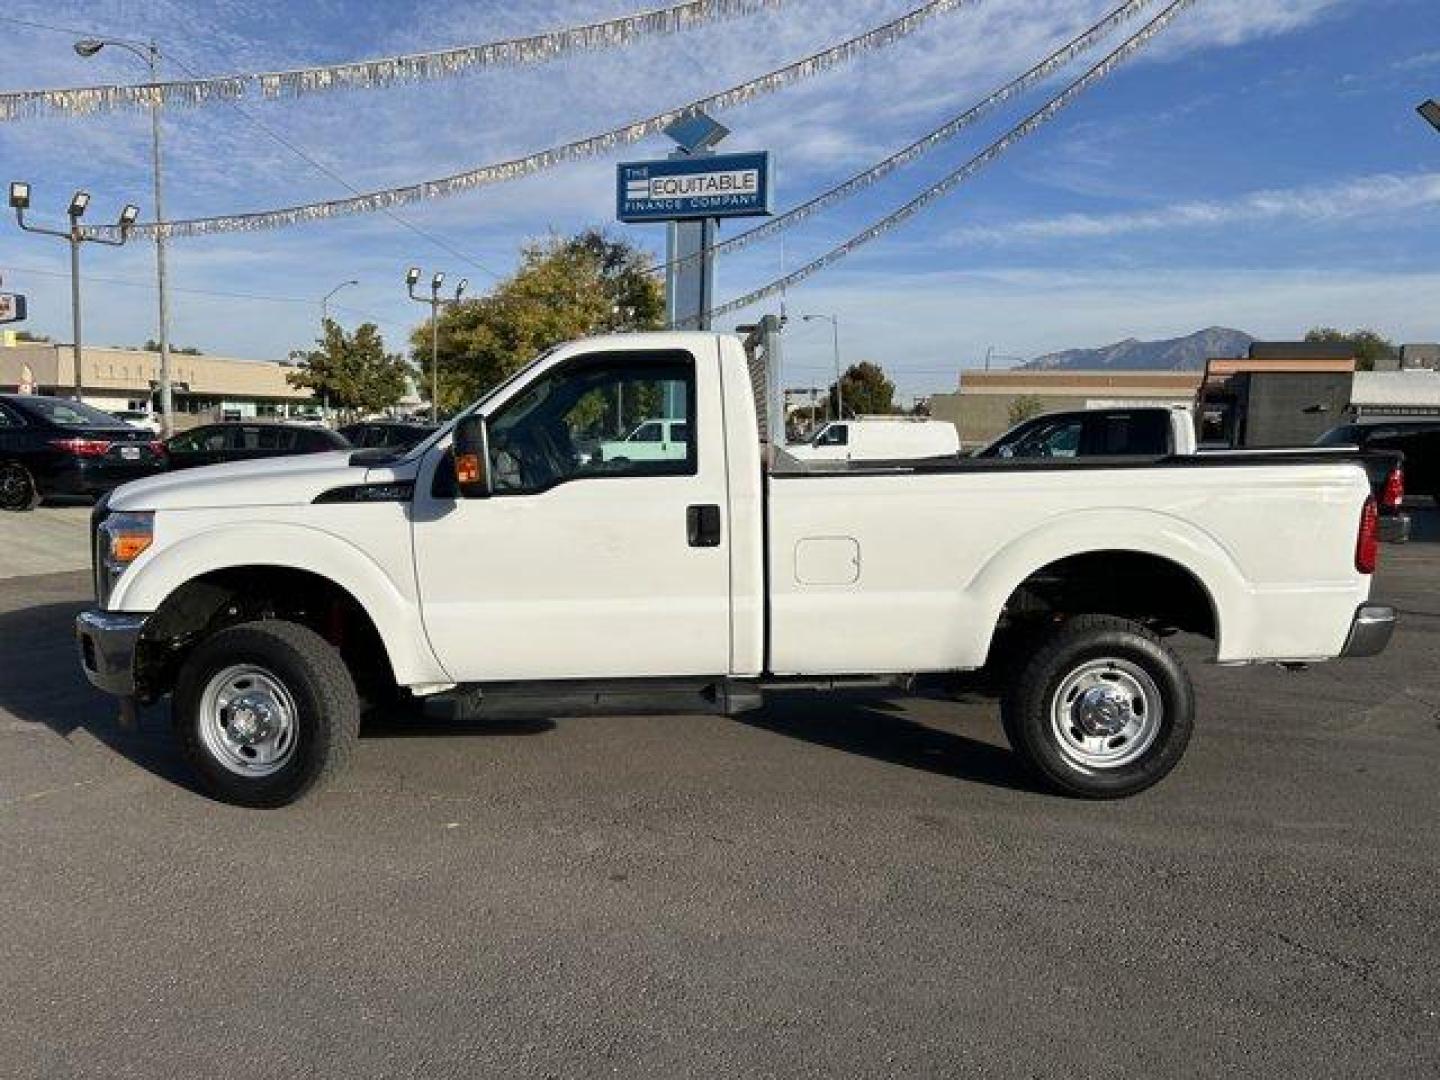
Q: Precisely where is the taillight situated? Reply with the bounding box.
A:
[1381,464,1404,511]
[148,440,167,458]
[1356,496,1379,575]
[49,437,113,458]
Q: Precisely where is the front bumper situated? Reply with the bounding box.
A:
[1341,604,1397,659]
[75,610,147,696]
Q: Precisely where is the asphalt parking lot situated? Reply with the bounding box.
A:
[0,507,1436,1078]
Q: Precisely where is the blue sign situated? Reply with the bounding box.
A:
[617,151,772,223]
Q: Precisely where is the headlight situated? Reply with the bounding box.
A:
[97,511,154,604]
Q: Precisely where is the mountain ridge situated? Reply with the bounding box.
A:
[1018,328,1255,371]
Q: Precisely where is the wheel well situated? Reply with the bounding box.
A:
[135,566,395,703]
[998,551,1218,644]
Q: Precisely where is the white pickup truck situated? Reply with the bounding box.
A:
[76,332,1396,807]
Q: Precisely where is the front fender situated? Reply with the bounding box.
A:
[110,521,450,688]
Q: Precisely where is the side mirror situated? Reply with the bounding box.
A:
[452,414,491,498]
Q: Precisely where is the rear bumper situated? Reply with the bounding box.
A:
[1341,604,1397,659]
[75,610,147,696]
[44,458,166,500]
[1379,512,1410,544]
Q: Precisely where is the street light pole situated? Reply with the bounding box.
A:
[10,184,138,401]
[321,279,358,323]
[406,268,467,423]
[76,37,175,434]
[803,313,844,420]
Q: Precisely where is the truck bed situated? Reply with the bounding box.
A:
[764,452,1375,674]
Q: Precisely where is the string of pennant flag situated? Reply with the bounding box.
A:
[79,0,983,240]
[2,0,1201,314]
[0,0,786,120]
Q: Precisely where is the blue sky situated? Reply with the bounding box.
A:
[1,0,1437,397]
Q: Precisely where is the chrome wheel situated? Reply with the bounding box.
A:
[1049,657,1163,772]
[197,664,299,778]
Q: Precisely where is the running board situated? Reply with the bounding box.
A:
[432,678,765,721]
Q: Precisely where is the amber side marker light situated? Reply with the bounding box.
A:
[109,531,153,563]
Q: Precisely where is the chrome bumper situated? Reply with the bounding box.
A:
[75,610,147,696]
[1341,604,1397,659]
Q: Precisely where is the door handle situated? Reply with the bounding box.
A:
[686,504,722,548]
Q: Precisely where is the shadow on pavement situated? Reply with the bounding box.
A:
[0,580,1033,796]
[742,688,1041,794]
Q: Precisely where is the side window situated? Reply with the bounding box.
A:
[1090,412,1170,455]
[0,405,18,427]
[1015,419,1083,458]
[816,424,849,447]
[486,351,696,496]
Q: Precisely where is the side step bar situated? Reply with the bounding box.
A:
[427,674,914,722]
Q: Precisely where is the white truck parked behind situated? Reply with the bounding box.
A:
[76,332,1395,807]
[785,417,960,462]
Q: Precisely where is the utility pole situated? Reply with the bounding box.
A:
[9,183,138,401]
[802,313,844,420]
[75,37,175,434]
[406,268,467,423]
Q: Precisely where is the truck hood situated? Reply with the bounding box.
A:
[109,451,371,511]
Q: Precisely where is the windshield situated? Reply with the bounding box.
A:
[377,346,563,464]
[18,397,130,428]
[1315,426,1361,447]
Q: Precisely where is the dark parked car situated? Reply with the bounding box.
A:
[338,420,437,452]
[1317,420,1440,507]
[164,422,350,471]
[0,394,167,510]
[977,407,1185,459]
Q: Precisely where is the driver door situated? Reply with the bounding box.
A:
[411,345,733,683]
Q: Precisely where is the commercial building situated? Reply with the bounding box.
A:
[0,339,316,423]
[928,341,1440,450]
[930,371,1203,447]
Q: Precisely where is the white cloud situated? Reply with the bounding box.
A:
[946,172,1440,245]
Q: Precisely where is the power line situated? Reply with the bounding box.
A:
[89,0,984,239]
[696,0,1198,326]
[649,0,1156,277]
[159,53,507,281]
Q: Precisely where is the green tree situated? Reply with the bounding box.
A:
[143,338,203,355]
[829,361,896,418]
[1304,327,1397,372]
[412,230,664,414]
[288,319,411,414]
[1007,395,1046,426]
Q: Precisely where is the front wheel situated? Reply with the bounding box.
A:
[173,620,360,807]
[1001,616,1194,799]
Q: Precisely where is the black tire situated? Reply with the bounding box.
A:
[0,461,39,511]
[173,620,359,807]
[1001,615,1194,799]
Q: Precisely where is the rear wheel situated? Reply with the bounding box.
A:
[173,620,359,807]
[1001,615,1194,799]
[0,462,39,511]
